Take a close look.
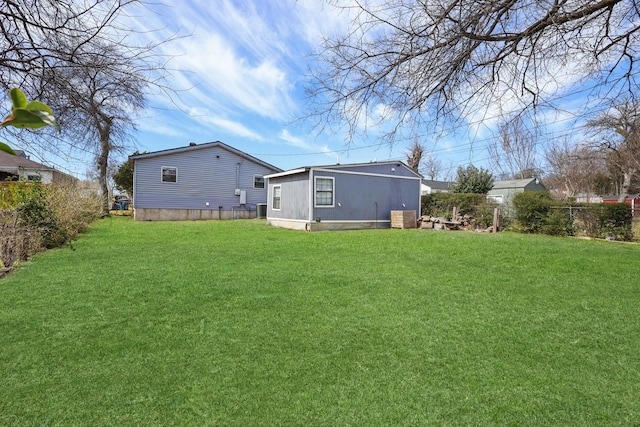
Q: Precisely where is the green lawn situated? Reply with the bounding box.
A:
[1,217,639,426]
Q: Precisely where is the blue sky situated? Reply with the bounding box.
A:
[115,0,418,175]
[31,0,617,181]
[114,0,513,181]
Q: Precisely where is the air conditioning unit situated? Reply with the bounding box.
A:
[256,203,267,218]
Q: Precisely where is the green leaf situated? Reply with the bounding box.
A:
[4,108,50,129]
[0,142,16,155]
[1,89,60,130]
[9,88,28,109]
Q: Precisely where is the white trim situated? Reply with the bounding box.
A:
[161,166,177,183]
[266,217,309,223]
[312,219,391,224]
[265,168,308,179]
[253,174,265,189]
[272,184,282,211]
[314,176,335,208]
[266,217,391,224]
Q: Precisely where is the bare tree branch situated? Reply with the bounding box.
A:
[305,0,640,145]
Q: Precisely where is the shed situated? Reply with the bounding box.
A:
[487,178,547,206]
[265,161,422,231]
[131,141,282,221]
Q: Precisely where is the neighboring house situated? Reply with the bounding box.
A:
[602,194,640,216]
[265,161,422,231]
[421,179,453,195]
[487,178,547,206]
[0,150,76,184]
[131,141,282,221]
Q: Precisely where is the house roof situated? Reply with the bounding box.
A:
[130,141,282,172]
[265,160,422,179]
[421,179,453,190]
[0,149,56,171]
[491,178,543,189]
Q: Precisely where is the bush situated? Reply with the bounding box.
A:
[512,191,551,234]
[573,203,632,240]
[542,208,575,237]
[0,181,102,268]
[422,193,489,218]
[599,203,633,241]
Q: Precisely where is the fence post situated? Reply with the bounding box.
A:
[492,207,501,232]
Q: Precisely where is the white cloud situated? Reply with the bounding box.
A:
[279,129,334,158]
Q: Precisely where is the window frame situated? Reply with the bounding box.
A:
[161,166,177,183]
[253,174,265,189]
[314,176,335,208]
[272,185,281,211]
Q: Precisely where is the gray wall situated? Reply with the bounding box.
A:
[267,163,421,228]
[267,172,310,220]
[310,169,420,222]
[134,145,277,214]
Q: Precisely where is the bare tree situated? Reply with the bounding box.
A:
[1,1,142,94]
[406,139,424,174]
[306,1,640,144]
[545,139,604,201]
[586,99,640,202]
[43,44,147,213]
[487,114,542,180]
[421,155,443,180]
[1,0,176,212]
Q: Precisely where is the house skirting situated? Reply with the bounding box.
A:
[134,207,256,221]
[267,218,391,231]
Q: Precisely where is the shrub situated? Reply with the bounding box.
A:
[0,181,102,268]
[46,183,102,242]
[542,208,575,237]
[422,193,488,217]
[573,203,633,241]
[512,191,552,233]
[599,203,633,241]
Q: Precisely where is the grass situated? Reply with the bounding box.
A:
[1,217,639,426]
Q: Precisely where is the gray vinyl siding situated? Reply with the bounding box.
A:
[265,161,421,229]
[311,170,420,222]
[268,173,310,220]
[134,145,276,210]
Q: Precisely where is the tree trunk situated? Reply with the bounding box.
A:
[618,169,635,203]
[97,119,113,215]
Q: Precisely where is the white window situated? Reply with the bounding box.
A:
[487,195,504,204]
[272,185,281,210]
[254,175,265,189]
[161,166,177,183]
[315,177,334,207]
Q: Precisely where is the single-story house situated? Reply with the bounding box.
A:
[602,194,640,216]
[131,141,282,221]
[265,161,422,231]
[421,179,453,195]
[0,150,76,184]
[487,178,547,206]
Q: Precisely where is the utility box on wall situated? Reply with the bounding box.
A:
[239,190,246,205]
